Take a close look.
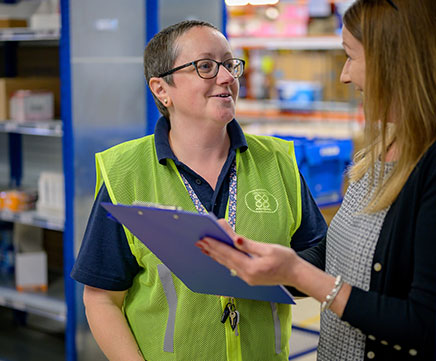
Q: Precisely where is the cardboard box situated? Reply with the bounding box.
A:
[13,224,47,292]
[15,251,48,291]
[273,50,351,102]
[10,90,54,122]
[0,77,60,121]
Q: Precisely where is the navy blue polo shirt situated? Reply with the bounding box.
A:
[71,117,327,291]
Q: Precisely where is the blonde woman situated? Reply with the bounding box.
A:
[198,1,436,360]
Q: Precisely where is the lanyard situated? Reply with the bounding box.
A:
[180,160,237,230]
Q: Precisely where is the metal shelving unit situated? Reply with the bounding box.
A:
[0,273,66,323]
[0,4,68,360]
[0,28,60,42]
[229,35,342,50]
[0,209,64,231]
[0,120,62,137]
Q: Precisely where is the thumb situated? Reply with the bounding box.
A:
[233,236,267,258]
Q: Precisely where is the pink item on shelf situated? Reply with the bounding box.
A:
[281,4,309,21]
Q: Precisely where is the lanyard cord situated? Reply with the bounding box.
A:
[180,160,237,230]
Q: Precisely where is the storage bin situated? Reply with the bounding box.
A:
[271,134,353,206]
[300,138,353,205]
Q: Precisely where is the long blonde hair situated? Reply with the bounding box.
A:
[343,0,436,212]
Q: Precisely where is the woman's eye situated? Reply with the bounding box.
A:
[198,61,213,71]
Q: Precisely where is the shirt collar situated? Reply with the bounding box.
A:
[154,116,248,165]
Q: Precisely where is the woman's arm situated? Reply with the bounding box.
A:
[83,286,144,361]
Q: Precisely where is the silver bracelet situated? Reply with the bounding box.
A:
[321,275,344,312]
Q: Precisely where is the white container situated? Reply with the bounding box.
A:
[10,90,54,122]
[15,251,47,291]
[36,171,65,217]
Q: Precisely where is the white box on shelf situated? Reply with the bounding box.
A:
[10,90,54,122]
[29,0,60,30]
[13,223,47,291]
[29,13,60,30]
[36,171,65,217]
[15,251,48,291]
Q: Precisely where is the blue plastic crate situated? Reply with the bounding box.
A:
[271,134,353,206]
[300,138,353,206]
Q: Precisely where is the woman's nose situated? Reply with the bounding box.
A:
[340,60,351,84]
[216,65,236,84]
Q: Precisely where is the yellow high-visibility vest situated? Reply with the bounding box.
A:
[95,133,302,361]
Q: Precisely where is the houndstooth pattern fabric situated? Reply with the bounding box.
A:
[317,161,394,361]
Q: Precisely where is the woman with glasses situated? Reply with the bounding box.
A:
[71,20,327,360]
[198,0,436,360]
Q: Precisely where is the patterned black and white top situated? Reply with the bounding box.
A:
[317,160,394,361]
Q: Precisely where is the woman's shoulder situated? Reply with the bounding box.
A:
[244,133,290,151]
[99,134,154,157]
[422,139,436,162]
[416,140,436,174]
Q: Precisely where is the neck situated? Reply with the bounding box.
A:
[168,119,231,189]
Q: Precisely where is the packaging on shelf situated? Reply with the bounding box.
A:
[30,14,60,30]
[227,3,308,38]
[0,189,37,213]
[276,80,323,110]
[14,223,47,292]
[36,172,65,217]
[0,19,28,28]
[29,0,60,30]
[9,90,54,122]
[273,50,351,102]
[0,77,60,121]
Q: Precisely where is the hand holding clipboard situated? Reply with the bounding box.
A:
[102,202,294,304]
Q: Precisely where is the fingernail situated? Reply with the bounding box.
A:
[201,249,210,256]
[236,237,244,246]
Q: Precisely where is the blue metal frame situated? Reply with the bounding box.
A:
[60,0,76,360]
[222,0,228,38]
[289,325,320,360]
[8,133,22,187]
[145,0,160,135]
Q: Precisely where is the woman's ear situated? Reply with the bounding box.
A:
[149,77,171,107]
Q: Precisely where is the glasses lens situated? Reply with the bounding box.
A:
[224,59,244,78]
[196,59,217,78]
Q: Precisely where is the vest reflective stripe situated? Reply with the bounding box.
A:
[95,133,302,361]
[157,264,178,353]
[271,302,282,354]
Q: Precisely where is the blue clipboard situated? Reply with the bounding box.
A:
[102,203,294,304]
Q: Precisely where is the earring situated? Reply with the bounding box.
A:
[163,99,168,105]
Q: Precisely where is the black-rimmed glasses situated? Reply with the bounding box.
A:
[158,58,245,79]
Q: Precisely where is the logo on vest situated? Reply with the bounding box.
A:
[244,189,278,213]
